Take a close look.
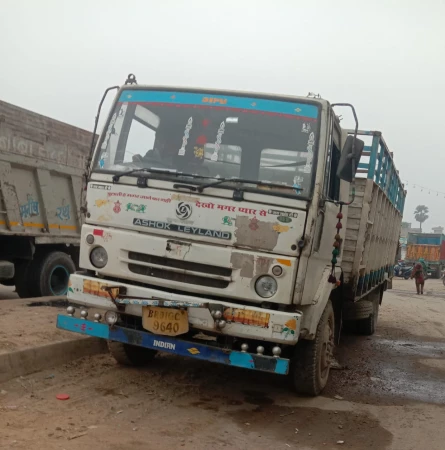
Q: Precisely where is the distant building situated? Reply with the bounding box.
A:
[432,226,444,234]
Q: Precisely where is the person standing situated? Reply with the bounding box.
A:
[411,262,425,295]
[418,258,429,274]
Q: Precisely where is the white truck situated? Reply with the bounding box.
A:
[0,100,93,297]
[57,75,405,395]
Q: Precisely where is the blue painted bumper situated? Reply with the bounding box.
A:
[57,315,289,375]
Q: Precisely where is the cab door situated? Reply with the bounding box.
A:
[299,110,343,305]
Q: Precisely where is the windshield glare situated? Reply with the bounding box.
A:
[95,90,319,196]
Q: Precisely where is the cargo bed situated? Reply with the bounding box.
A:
[0,100,92,239]
[342,130,405,300]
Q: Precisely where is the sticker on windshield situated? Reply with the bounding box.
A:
[302,123,311,134]
[101,103,127,151]
[194,146,204,159]
[293,175,303,194]
[178,117,193,156]
[303,132,315,174]
[211,121,226,161]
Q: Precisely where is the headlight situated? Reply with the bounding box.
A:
[90,246,108,268]
[255,275,278,298]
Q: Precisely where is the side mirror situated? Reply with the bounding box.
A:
[336,135,365,182]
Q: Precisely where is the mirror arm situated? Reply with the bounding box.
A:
[332,103,359,206]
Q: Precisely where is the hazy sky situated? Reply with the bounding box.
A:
[1,0,444,229]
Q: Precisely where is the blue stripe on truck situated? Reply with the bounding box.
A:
[118,90,319,119]
[56,315,289,375]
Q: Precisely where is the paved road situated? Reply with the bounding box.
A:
[1,279,445,449]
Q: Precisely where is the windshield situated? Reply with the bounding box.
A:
[94,90,320,196]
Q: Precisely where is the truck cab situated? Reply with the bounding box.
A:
[58,80,390,396]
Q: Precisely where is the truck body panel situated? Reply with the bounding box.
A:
[0,100,94,295]
[0,100,91,238]
[343,130,404,300]
[406,233,445,276]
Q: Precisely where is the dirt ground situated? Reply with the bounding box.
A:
[0,294,70,354]
[1,278,445,449]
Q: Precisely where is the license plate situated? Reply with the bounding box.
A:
[142,306,189,336]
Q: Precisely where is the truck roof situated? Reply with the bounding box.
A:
[115,84,331,109]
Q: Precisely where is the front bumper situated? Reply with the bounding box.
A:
[68,273,302,344]
[57,315,290,375]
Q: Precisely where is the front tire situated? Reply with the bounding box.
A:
[289,300,335,396]
[108,341,157,366]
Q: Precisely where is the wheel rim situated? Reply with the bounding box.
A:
[320,313,335,380]
[49,265,70,295]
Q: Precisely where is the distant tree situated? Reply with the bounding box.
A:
[401,221,410,228]
[414,205,429,231]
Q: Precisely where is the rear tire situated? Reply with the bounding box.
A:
[289,300,335,396]
[343,292,380,336]
[356,300,379,336]
[29,251,76,297]
[108,341,157,366]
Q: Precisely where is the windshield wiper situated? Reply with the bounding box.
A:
[197,177,303,193]
[112,167,216,183]
[112,167,177,182]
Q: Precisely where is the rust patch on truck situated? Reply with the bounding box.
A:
[235,216,279,251]
[255,256,272,275]
[231,253,254,278]
[223,308,270,327]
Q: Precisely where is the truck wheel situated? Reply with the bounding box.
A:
[107,341,157,366]
[342,300,374,321]
[29,251,76,297]
[289,300,335,396]
[356,296,379,336]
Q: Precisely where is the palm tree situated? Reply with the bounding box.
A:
[414,205,429,231]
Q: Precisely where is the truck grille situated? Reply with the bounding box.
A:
[127,252,231,289]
